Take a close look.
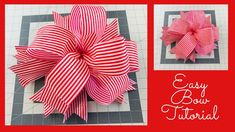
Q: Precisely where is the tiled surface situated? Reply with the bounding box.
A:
[154,4,228,70]
[5,5,147,125]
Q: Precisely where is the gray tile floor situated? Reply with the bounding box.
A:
[5,5,147,125]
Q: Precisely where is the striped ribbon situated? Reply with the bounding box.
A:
[10,5,139,122]
[161,10,219,62]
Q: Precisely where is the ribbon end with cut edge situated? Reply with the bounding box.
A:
[188,51,196,63]
[30,87,44,102]
[213,26,219,41]
[99,18,119,43]
[127,85,136,91]
[8,67,31,88]
[62,89,88,123]
[127,78,137,91]
[129,79,136,85]
[53,11,70,30]
[44,103,55,118]
[62,113,67,124]
[115,94,124,104]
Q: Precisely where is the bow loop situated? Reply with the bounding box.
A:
[194,27,214,46]
[70,5,107,41]
[91,36,131,76]
[180,11,206,29]
[34,52,90,115]
[26,25,78,60]
[168,18,190,35]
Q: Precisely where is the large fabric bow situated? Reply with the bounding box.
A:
[161,10,219,62]
[10,5,139,122]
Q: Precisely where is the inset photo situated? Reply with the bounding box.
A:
[154,4,228,70]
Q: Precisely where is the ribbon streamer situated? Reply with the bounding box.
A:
[10,5,139,122]
[161,10,219,62]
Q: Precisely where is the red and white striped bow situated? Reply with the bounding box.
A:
[161,10,219,62]
[10,5,139,122]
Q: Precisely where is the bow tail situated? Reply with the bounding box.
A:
[44,103,55,117]
[9,46,56,87]
[30,53,90,121]
[188,50,196,62]
[129,78,136,85]
[115,94,124,103]
[171,32,197,62]
[30,81,88,121]
[63,89,88,122]
[30,87,55,117]
[115,77,137,103]
[127,85,136,91]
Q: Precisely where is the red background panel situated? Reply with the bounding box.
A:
[150,0,235,131]
[1,0,235,131]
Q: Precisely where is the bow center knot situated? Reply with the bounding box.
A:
[190,28,198,35]
[78,50,86,59]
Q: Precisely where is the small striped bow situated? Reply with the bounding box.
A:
[10,5,139,122]
[161,10,219,62]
